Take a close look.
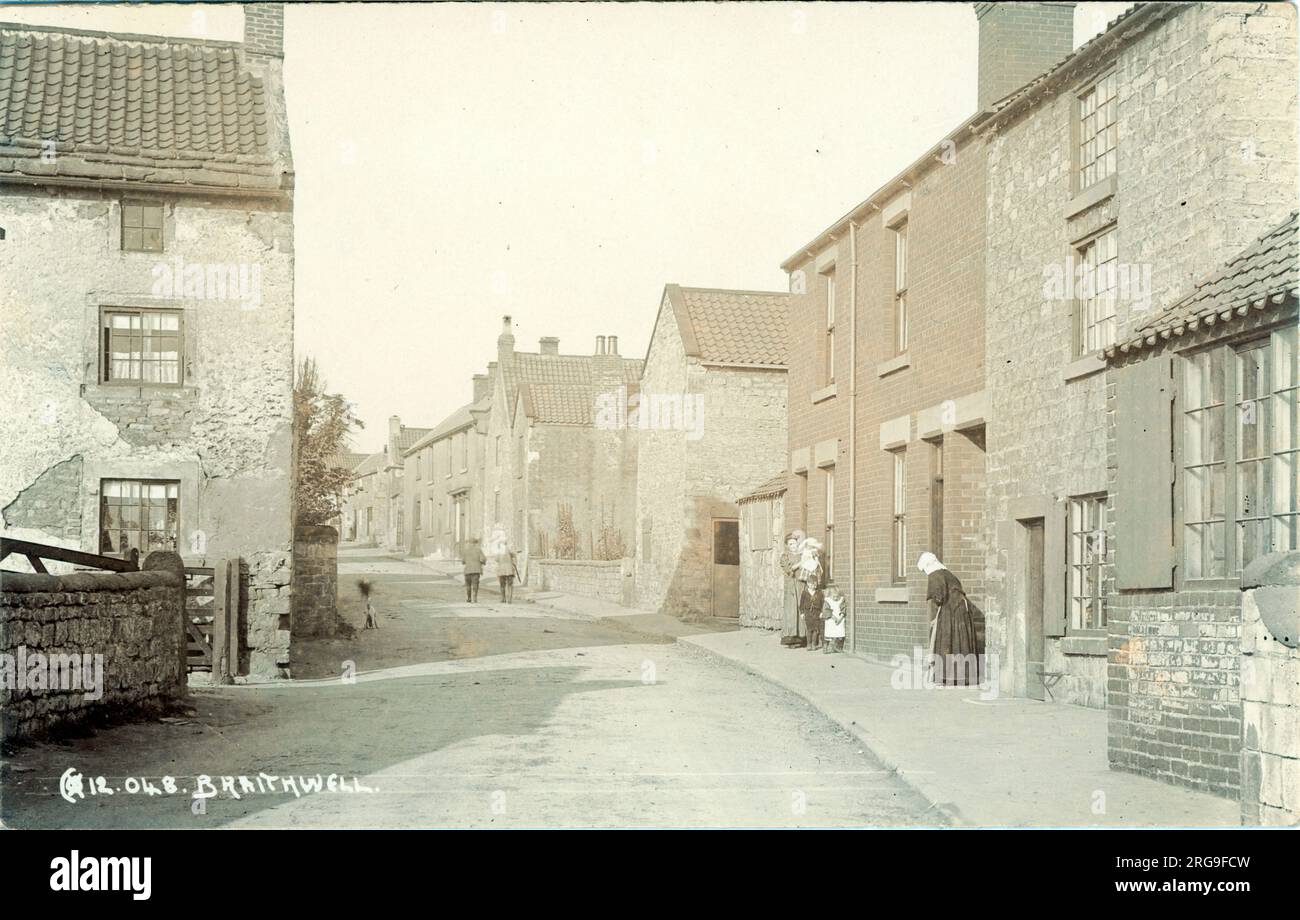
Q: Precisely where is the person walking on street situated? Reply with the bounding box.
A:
[463,537,486,603]
[495,533,518,604]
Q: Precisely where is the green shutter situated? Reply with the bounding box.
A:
[1114,355,1175,590]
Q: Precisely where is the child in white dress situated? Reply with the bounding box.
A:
[822,582,846,653]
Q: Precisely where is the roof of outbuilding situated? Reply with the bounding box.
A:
[1106,211,1299,360]
[0,23,287,194]
[351,452,385,477]
[738,473,788,505]
[660,285,789,368]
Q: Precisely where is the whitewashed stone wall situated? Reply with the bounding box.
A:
[0,189,295,678]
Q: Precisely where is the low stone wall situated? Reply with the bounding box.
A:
[291,524,341,638]
[1,552,186,743]
[534,558,633,606]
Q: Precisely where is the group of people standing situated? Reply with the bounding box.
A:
[460,524,519,604]
[777,533,984,685]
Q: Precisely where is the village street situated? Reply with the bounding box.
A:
[0,548,942,829]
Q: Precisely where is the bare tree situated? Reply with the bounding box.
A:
[293,357,363,526]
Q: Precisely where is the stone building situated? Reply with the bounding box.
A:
[1103,212,1298,802]
[980,1,1298,713]
[378,415,431,553]
[782,114,992,659]
[481,317,642,581]
[402,386,489,560]
[636,285,788,619]
[737,474,787,631]
[0,7,298,678]
[340,451,383,545]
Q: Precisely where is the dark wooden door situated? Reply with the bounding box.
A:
[711,518,740,618]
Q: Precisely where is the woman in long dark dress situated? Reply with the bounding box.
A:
[779,530,807,647]
[918,552,981,686]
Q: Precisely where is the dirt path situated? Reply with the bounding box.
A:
[1,554,943,828]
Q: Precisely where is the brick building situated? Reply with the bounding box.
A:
[980,1,1298,718]
[635,285,788,619]
[0,7,297,677]
[480,317,641,580]
[1104,213,1298,801]
[782,115,993,659]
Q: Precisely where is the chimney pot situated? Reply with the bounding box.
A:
[596,335,606,356]
[608,335,618,356]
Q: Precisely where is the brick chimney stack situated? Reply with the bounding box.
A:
[498,315,515,365]
[244,2,284,58]
[539,337,560,356]
[974,2,1075,111]
[472,374,490,402]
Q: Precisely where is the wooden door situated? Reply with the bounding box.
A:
[712,518,740,618]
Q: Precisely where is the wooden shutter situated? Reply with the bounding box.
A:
[1114,355,1175,589]
[1044,501,1068,638]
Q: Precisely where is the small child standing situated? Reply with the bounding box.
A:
[822,582,846,653]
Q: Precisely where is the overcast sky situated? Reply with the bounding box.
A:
[5,2,1134,453]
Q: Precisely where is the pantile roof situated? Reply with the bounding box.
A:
[1107,212,1299,359]
[661,285,789,368]
[0,23,288,193]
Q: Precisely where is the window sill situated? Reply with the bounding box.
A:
[811,383,838,404]
[1062,352,1106,383]
[82,382,197,400]
[877,353,910,378]
[875,586,909,603]
[1066,174,1117,219]
[1060,634,1106,657]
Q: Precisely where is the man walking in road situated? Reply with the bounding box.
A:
[462,537,486,603]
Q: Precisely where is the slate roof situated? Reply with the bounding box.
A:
[1106,212,1300,359]
[662,285,789,368]
[0,23,287,193]
[738,473,789,505]
[404,398,489,456]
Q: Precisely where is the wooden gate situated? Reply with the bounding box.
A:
[184,557,242,682]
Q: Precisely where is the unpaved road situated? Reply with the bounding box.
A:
[1,553,943,828]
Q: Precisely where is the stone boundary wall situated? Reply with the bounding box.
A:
[291,524,340,639]
[1,554,186,743]
[534,558,633,606]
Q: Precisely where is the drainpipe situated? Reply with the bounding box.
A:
[848,219,859,653]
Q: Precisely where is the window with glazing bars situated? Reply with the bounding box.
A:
[1076,226,1118,356]
[102,309,182,384]
[1078,72,1117,191]
[99,479,179,556]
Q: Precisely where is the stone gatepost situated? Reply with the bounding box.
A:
[1240,551,1300,825]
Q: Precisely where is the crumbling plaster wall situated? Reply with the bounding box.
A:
[0,185,295,678]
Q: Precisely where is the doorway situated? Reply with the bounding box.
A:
[1024,518,1046,701]
[711,518,740,618]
